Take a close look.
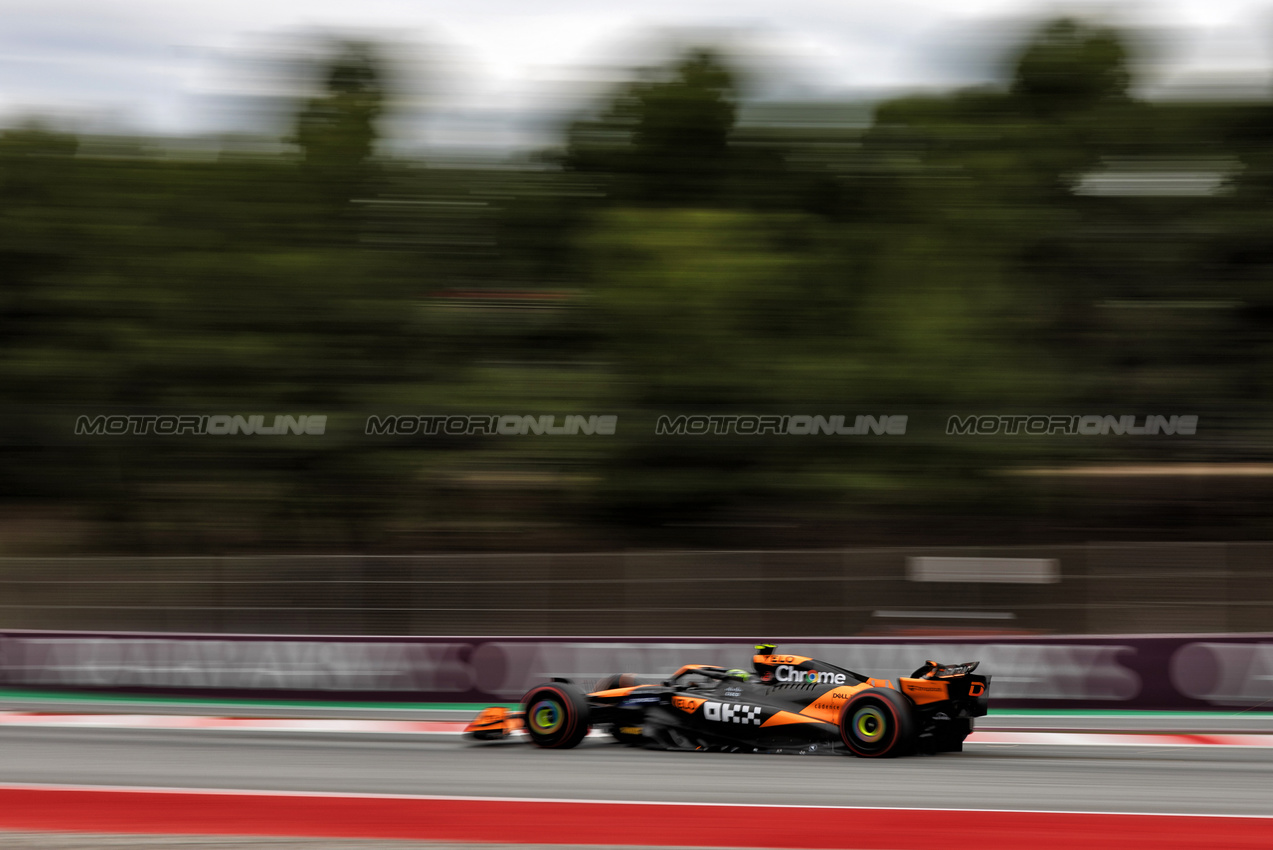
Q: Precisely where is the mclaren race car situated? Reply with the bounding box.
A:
[465,644,989,757]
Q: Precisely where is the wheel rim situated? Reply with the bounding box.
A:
[529,699,564,734]
[852,705,887,743]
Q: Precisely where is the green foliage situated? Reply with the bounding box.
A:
[1,19,1270,552]
[566,48,738,203]
[293,41,386,198]
[1011,18,1132,115]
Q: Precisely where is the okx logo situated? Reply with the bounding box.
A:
[703,702,762,725]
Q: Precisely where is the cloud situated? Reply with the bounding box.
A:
[0,0,1268,143]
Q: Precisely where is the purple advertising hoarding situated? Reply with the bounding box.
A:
[1,631,1270,710]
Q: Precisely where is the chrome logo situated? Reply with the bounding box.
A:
[774,664,847,685]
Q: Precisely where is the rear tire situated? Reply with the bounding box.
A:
[839,688,915,758]
[522,683,590,749]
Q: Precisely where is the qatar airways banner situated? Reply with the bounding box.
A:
[0,632,1270,710]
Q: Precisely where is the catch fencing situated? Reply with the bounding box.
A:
[0,542,1269,636]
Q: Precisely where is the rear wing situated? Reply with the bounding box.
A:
[900,660,989,716]
[911,660,979,679]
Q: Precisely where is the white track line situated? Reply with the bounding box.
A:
[0,713,1269,747]
[0,782,1270,821]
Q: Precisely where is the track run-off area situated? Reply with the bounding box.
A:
[0,718,1271,849]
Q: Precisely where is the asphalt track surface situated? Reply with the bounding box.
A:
[4,694,1273,732]
[1,726,1270,817]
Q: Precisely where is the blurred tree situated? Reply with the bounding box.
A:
[0,17,1267,556]
[293,41,386,198]
[1010,18,1131,116]
[0,123,79,357]
[566,48,738,203]
[0,123,84,500]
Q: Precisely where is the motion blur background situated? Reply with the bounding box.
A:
[3,2,1273,636]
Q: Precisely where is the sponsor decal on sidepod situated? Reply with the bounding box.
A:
[775,665,846,685]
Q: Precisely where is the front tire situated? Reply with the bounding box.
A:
[839,688,915,758]
[522,683,590,749]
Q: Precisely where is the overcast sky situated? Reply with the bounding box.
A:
[2,0,1272,152]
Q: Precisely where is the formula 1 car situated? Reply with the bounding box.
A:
[465,644,989,757]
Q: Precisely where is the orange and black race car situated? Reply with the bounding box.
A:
[465,644,989,757]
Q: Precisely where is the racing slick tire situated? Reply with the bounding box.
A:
[839,688,916,758]
[522,682,591,749]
